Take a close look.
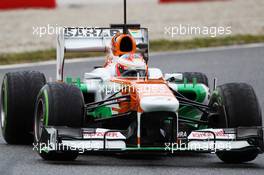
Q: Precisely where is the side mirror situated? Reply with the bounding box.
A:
[148,68,163,79]
[164,73,183,82]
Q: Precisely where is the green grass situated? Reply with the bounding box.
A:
[0,50,104,65]
[0,34,264,65]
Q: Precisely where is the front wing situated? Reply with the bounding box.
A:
[35,126,264,154]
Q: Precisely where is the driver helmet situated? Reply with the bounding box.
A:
[115,53,146,77]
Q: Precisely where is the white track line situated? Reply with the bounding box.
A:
[0,43,263,70]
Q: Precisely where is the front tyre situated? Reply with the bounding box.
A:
[34,82,85,161]
[210,83,262,163]
[1,71,46,144]
[181,72,209,86]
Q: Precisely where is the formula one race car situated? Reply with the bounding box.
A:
[1,0,263,164]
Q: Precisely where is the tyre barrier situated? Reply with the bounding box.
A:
[0,0,56,9]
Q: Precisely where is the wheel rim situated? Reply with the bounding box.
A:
[1,79,7,131]
[34,98,45,142]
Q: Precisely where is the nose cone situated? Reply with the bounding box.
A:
[140,96,179,112]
